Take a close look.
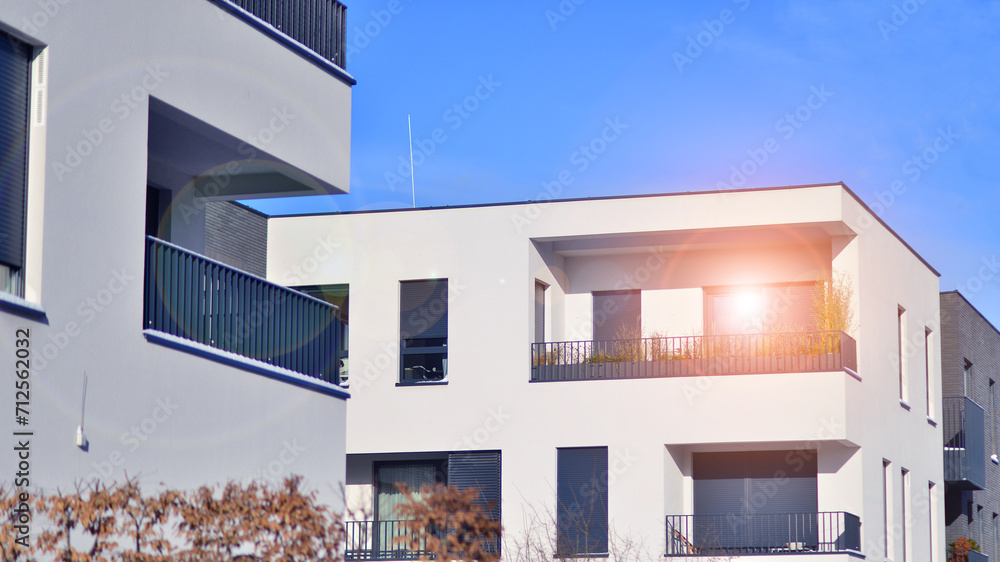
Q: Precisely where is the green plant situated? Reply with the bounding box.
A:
[951,536,980,551]
[813,273,856,335]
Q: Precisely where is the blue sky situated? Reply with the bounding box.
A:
[245,1,1000,323]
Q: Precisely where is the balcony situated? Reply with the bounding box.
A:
[218,0,348,69]
[943,396,987,490]
[344,520,431,561]
[665,512,861,556]
[532,331,857,382]
[949,549,989,562]
[143,236,342,383]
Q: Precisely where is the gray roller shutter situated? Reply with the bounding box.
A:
[400,279,448,339]
[449,451,501,554]
[557,447,608,555]
[593,290,640,341]
[693,451,818,550]
[765,284,818,331]
[0,33,30,270]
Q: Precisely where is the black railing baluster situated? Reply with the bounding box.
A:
[531,331,858,382]
[224,0,347,68]
[144,236,340,382]
[664,512,859,556]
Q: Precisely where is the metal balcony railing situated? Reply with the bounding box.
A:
[344,519,500,561]
[532,331,857,382]
[949,548,989,562]
[226,0,347,68]
[665,512,861,556]
[144,236,342,383]
[344,520,432,561]
[943,396,987,490]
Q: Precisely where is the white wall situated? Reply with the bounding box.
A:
[0,0,351,507]
[269,184,942,558]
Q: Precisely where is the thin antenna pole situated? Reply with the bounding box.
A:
[407,114,416,208]
[80,372,88,429]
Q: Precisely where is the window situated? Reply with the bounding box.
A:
[400,279,448,383]
[375,460,447,522]
[929,483,937,562]
[693,451,818,551]
[0,31,32,298]
[979,505,984,546]
[534,280,547,343]
[372,452,501,556]
[965,360,974,397]
[992,381,997,456]
[593,289,639,341]
[994,513,999,562]
[557,447,608,556]
[898,307,907,403]
[704,283,818,335]
[883,460,893,559]
[901,468,909,562]
[925,328,934,417]
[295,284,349,385]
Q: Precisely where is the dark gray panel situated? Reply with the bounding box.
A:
[400,279,448,339]
[593,290,640,342]
[557,447,608,555]
[766,284,819,332]
[0,33,30,269]
[448,451,501,520]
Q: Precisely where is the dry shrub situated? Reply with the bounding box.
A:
[394,483,501,562]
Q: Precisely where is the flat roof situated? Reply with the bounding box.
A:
[267,181,940,277]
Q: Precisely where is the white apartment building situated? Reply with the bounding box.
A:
[0,0,352,507]
[269,182,943,560]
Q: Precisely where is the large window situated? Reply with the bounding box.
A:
[692,450,818,550]
[0,31,32,298]
[705,283,818,335]
[371,452,501,556]
[294,284,349,385]
[557,447,608,556]
[400,279,448,383]
[593,290,640,341]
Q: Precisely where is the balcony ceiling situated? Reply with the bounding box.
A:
[538,222,855,257]
[147,98,345,200]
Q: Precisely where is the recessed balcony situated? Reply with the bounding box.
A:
[531,331,857,382]
[665,512,861,556]
[143,236,343,383]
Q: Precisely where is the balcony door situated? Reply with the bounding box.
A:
[706,284,817,336]
[692,450,818,552]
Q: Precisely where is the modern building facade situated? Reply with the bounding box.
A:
[0,0,353,508]
[941,291,1000,561]
[268,182,944,560]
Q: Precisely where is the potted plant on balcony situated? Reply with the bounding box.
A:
[949,537,981,562]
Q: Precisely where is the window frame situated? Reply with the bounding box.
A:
[398,278,449,385]
[0,30,33,299]
[556,446,609,557]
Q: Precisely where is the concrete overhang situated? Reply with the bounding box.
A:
[535,222,856,258]
[147,97,345,200]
